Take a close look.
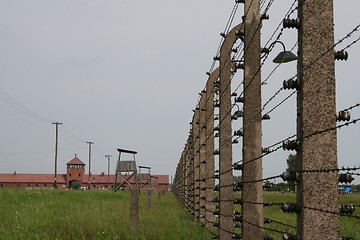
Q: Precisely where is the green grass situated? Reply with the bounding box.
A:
[262,192,360,238]
[1,190,359,239]
[339,193,360,238]
[262,192,297,237]
[232,192,360,238]
[0,189,212,240]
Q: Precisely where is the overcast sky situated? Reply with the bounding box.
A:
[0,1,359,184]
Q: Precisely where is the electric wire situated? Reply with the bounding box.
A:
[0,100,52,131]
[234,23,360,145]
[0,87,54,123]
[175,2,360,236]
[208,2,241,74]
[185,0,302,160]
[242,218,294,235]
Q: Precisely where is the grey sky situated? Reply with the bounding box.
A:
[0,1,359,184]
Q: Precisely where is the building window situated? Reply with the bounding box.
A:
[69,173,72,177]
[78,173,81,177]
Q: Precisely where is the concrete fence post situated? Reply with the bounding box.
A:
[297,0,339,238]
[193,109,201,221]
[242,0,263,239]
[218,22,243,240]
[205,68,219,230]
[199,94,207,226]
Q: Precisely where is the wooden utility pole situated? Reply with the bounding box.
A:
[105,155,112,187]
[297,0,339,238]
[52,122,62,189]
[87,141,94,190]
[242,0,263,239]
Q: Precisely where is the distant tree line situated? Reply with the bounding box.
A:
[264,182,360,193]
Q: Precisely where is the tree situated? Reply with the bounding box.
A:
[352,184,360,192]
[233,175,242,183]
[286,153,298,191]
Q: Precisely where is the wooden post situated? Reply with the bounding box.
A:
[87,141,94,190]
[130,189,139,231]
[147,190,152,208]
[297,0,339,238]
[242,0,263,239]
[52,122,62,189]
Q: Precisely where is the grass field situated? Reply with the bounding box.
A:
[0,189,359,239]
[261,192,360,239]
[0,189,211,240]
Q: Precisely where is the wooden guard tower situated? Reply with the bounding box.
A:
[150,175,158,191]
[113,148,138,192]
[137,166,151,190]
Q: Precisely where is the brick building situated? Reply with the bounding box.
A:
[0,155,169,191]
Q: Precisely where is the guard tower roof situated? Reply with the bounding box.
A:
[117,148,137,154]
[66,154,85,165]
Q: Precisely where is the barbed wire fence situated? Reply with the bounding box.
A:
[173,1,360,239]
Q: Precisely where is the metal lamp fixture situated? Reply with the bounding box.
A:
[233,110,244,119]
[270,41,297,63]
[232,104,244,120]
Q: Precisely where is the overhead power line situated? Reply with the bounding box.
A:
[0,87,54,123]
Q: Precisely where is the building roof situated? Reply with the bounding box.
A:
[67,155,85,165]
[0,173,169,185]
[0,156,168,185]
[0,173,66,183]
[86,174,169,184]
[151,175,169,184]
